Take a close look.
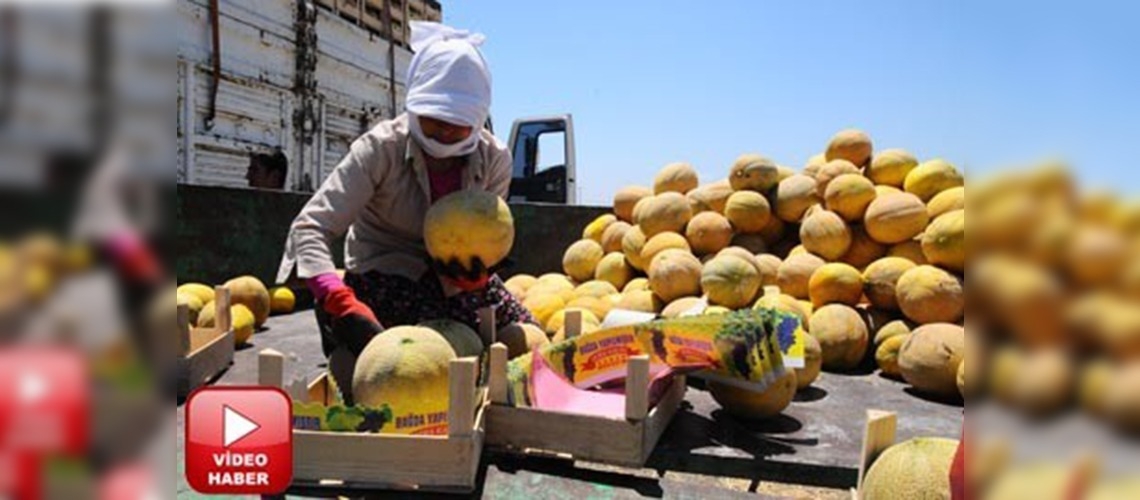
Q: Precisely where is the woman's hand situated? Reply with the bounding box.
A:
[318,282,383,356]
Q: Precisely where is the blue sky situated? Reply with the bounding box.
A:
[446,1,1139,205]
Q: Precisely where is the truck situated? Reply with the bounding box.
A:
[177,0,576,203]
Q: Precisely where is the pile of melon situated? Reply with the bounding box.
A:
[507,129,968,418]
[177,275,295,347]
[969,162,1140,435]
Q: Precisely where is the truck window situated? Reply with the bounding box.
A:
[510,120,565,178]
[537,131,566,172]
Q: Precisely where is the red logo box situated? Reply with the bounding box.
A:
[185,387,293,495]
[0,347,88,455]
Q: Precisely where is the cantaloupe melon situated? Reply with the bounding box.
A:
[566,295,613,321]
[177,292,204,326]
[921,209,965,271]
[583,214,617,243]
[803,153,827,178]
[724,191,772,234]
[637,192,693,238]
[1105,362,1140,434]
[505,274,539,300]
[753,253,782,287]
[728,154,780,192]
[800,208,852,260]
[424,189,515,274]
[177,283,215,306]
[863,257,917,311]
[875,185,903,197]
[754,292,812,331]
[563,239,605,283]
[224,275,272,328]
[873,319,914,347]
[648,249,703,303]
[574,280,619,300]
[1010,348,1072,417]
[887,240,929,265]
[661,296,705,318]
[776,253,827,300]
[498,322,550,359]
[522,293,565,330]
[640,231,691,265]
[808,263,864,308]
[600,221,632,253]
[709,371,797,419]
[927,186,964,220]
[654,162,699,194]
[774,174,822,223]
[418,319,485,357]
[704,305,732,315]
[623,277,649,293]
[613,186,653,222]
[352,326,457,422]
[815,159,860,197]
[866,148,917,187]
[898,323,965,398]
[904,159,964,202]
[685,212,733,255]
[594,252,634,291]
[810,304,869,371]
[616,290,664,314]
[797,333,822,389]
[824,129,873,167]
[1066,225,1128,288]
[876,335,907,378]
[776,165,795,182]
[989,346,1024,405]
[840,225,887,269]
[545,308,602,337]
[862,438,959,500]
[701,255,762,309]
[864,192,930,245]
[621,225,649,271]
[896,266,964,324]
[1079,359,1112,418]
[731,232,770,255]
[716,247,761,275]
[230,305,256,346]
[956,360,965,399]
[824,174,877,222]
[269,287,295,314]
[686,179,734,214]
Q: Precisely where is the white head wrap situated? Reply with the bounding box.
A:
[405,21,491,158]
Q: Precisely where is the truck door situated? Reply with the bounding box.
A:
[506,115,576,204]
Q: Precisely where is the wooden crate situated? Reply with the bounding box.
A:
[482,309,686,467]
[257,349,487,493]
[852,409,899,499]
[177,286,234,397]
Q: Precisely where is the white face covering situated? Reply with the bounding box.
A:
[404,22,491,159]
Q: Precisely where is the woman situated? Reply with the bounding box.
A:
[278,22,535,357]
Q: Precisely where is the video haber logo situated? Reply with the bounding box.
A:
[0,347,88,455]
[185,387,292,495]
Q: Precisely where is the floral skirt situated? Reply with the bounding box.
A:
[316,271,536,356]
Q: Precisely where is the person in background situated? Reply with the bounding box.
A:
[277,21,535,358]
[246,149,288,190]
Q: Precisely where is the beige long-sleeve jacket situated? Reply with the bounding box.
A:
[277,114,513,284]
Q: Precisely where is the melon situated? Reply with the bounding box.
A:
[1066,225,1128,288]
[177,292,204,326]
[594,252,634,291]
[788,245,809,257]
[648,249,703,303]
[824,129,873,167]
[810,304,869,371]
[753,253,782,287]
[686,179,734,214]
[716,246,761,275]
[223,276,271,327]
[566,295,613,321]
[616,290,664,314]
[562,239,605,282]
[621,225,649,271]
[800,208,852,260]
[862,438,959,500]
[623,277,649,293]
[796,333,822,389]
[753,292,812,331]
[553,321,601,343]
[685,212,734,255]
[701,255,762,309]
[196,300,217,328]
[875,185,903,197]
[640,231,691,265]
[424,190,515,274]
[776,253,827,300]
[418,319,485,357]
[887,240,929,265]
[582,214,617,243]
[898,323,965,398]
[600,221,632,253]
[774,174,822,223]
[537,273,572,286]
[728,154,780,192]
[704,306,732,316]
[864,192,930,244]
[269,287,295,314]
[904,159,964,202]
[724,191,772,234]
[896,266,964,324]
[731,232,770,255]
[661,296,705,318]
[654,162,699,194]
[497,322,549,359]
[808,263,864,308]
[1105,362,1140,434]
[921,209,965,271]
[1079,359,1113,417]
[637,192,693,238]
[352,326,457,420]
[230,305,256,346]
[177,283,215,306]
[803,153,827,178]
[613,186,653,222]
[863,257,917,311]
[545,308,601,337]
[815,159,860,197]
[927,186,964,220]
[1011,348,1072,417]
[522,293,565,330]
[709,371,797,419]
[956,360,965,399]
[876,335,907,378]
[824,174,877,222]
[504,274,537,299]
[840,225,887,269]
[574,280,619,300]
[873,319,915,347]
[866,148,918,187]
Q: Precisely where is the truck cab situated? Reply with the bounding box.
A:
[506,114,576,204]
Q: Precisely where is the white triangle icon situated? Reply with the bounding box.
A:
[223,406,260,448]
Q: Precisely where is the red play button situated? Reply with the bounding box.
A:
[185,387,292,495]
